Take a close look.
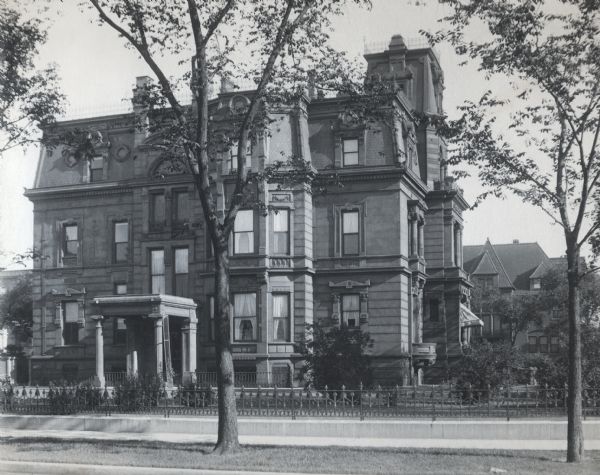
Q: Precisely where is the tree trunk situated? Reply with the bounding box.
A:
[213,250,240,454]
[566,242,583,462]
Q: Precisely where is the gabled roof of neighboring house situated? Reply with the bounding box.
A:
[493,242,549,289]
[463,239,514,289]
[463,239,552,291]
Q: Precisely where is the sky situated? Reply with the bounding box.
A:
[0,0,572,268]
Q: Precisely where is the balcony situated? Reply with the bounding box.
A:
[412,342,437,367]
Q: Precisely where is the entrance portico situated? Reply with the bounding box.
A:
[92,294,197,385]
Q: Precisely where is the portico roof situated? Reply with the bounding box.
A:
[92,294,197,322]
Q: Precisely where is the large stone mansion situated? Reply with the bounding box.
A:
[25,35,479,386]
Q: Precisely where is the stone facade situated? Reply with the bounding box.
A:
[25,36,473,386]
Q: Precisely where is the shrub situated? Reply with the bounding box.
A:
[298,322,373,390]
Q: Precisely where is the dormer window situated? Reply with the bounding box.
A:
[229,140,252,172]
[89,156,104,182]
[531,278,541,290]
[342,138,359,166]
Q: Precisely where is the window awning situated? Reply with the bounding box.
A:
[460,304,484,327]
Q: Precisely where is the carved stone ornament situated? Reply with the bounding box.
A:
[50,287,86,298]
[152,157,188,177]
[271,193,292,203]
[338,111,360,127]
[329,280,371,290]
[62,149,78,168]
[114,144,131,162]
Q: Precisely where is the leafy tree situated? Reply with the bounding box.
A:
[76,0,371,454]
[427,0,600,462]
[532,268,600,388]
[299,322,373,390]
[0,3,63,156]
[0,275,33,351]
[452,339,527,393]
[471,285,543,347]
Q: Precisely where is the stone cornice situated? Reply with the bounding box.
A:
[25,174,197,201]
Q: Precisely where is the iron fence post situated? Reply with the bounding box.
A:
[359,382,364,421]
[291,387,296,420]
[505,382,510,421]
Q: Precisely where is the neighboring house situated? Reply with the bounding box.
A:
[463,239,562,355]
[0,268,33,382]
[25,35,473,387]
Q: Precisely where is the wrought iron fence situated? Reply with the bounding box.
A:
[2,384,600,420]
[193,371,291,388]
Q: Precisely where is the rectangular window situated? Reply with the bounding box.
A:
[209,296,215,341]
[114,283,127,295]
[550,336,559,353]
[90,156,103,182]
[539,336,548,353]
[63,301,79,345]
[63,224,79,259]
[173,190,189,225]
[233,293,256,342]
[342,210,359,255]
[150,249,165,294]
[174,247,189,297]
[234,209,254,254]
[551,309,561,320]
[150,193,166,229]
[342,294,360,328]
[342,138,359,166]
[113,318,126,345]
[528,336,538,353]
[532,279,541,290]
[272,209,289,255]
[229,141,252,172]
[114,221,129,263]
[272,294,290,341]
[429,299,439,322]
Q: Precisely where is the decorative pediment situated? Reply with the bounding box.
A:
[328,280,371,290]
[49,287,86,298]
[150,156,189,178]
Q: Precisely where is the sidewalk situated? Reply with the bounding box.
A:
[2,427,599,450]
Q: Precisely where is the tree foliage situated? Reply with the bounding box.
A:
[426,0,600,462]
[470,284,543,346]
[75,0,373,453]
[452,339,528,392]
[0,3,63,155]
[0,275,33,346]
[299,322,373,390]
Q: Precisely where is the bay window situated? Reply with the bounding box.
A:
[150,249,165,294]
[234,210,254,254]
[272,293,290,341]
[233,293,256,342]
[272,209,289,255]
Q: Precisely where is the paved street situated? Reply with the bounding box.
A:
[0,460,342,475]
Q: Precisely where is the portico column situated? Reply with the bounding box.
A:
[188,321,197,376]
[125,319,138,378]
[181,327,189,375]
[150,313,164,380]
[91,315,105,387]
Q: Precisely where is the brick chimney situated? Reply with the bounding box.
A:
[132,76,152,147]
